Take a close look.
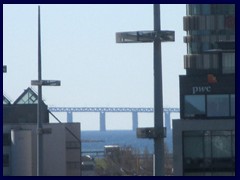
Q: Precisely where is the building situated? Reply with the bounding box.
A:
[3,88,81,176]
[173,4,235,176]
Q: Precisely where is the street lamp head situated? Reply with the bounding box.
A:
[3,65,7,73]
[116,30,175,43]
[31,80,61,86]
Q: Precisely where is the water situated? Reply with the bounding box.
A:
[81,130,153,153]
[81,130,173,154]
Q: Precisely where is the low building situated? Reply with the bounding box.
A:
[3,88,81,176]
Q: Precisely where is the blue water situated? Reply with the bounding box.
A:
[81,130,173,154]
[81,130,153,153]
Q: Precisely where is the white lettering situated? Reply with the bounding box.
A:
[192,86,211,94]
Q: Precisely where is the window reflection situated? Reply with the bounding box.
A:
[230,94,235,116]
[184,95,205,117]
[222,53,235,74]
[207,95,229,117]
[184,94,234,118]
[183,130,235,175]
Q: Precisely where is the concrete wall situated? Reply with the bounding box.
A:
[11,129,33,176]
[42,124,66,176]
[3,123,81,176]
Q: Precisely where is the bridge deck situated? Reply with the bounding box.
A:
[48,107,179,113]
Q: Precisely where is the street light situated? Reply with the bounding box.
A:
[115,4,174,176]
[32,6,61,176]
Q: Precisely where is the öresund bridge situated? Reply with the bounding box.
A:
[48,107,180,132]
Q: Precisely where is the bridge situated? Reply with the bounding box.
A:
[48,107,180,132]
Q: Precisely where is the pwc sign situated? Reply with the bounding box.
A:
[192,86,211,94]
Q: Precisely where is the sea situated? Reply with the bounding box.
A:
[81,130,172,155]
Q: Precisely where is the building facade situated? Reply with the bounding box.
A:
[173,4,235,176]
[3,88,81,176]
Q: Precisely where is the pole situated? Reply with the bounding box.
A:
[37,6,43,176]
[153,4,164,176]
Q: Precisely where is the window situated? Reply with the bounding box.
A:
[207,95,229,117]
[212,131,232,158]
[3,133,11,146]
[230,94,235,116]
[183,132,204,158]
[3,154,9,167]
[222,53,235,74]
[184,94,234,119]
[202,4,210,15]
[189,4,201,15]
[183,130,235,175]
[184,95,205,117]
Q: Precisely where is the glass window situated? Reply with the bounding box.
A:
[183,130,235,175]
[199,16,205,30]
[217,15,224,30]
[212,134,231,158]
[204,131,211,158]
[222,53,235,74]
[15,88,38,104]
[184,95,205,117]
[191,4,201,15]
[207,95,229,117]
[184,136,204,158]
[3,133,11,146]
[207,16,215,30]
[232,131,235,157]
[230,94,235,116]
[3,95,11,105]
[212,54,219,69]
[3,154,9,167]
[202,4,210,15]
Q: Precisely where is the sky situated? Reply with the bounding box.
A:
[3,4,186,130]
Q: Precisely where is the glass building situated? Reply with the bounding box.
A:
[183,4,235,75]
[173,4,235,176]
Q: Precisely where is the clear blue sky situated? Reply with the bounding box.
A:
[3,4,186,130]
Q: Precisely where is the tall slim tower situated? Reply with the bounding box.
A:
[173,4,235,176]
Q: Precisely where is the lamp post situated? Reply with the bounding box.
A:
[116,4,174,176]
[31,6,61,176]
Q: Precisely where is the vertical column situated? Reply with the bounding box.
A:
[67,112,73,123]
[100,112,106,132]
[153,4,164,176]
[132,112,138,131]
[37,6,43,176]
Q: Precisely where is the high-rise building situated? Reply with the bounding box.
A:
[173,4,235,176]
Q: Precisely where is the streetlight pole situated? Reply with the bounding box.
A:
[33,6,61,176]
[37,6,43,176]
[116,4,174,176]
[153,4,164,176]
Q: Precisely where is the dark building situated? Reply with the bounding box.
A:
[173,4,235,176]
[3,88,49,124]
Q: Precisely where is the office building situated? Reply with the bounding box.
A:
[3,88,81,176]
[173,4,235,176]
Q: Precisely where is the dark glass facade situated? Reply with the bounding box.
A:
[183,130,235,176]
[183,4,235,75]
[178,4,235,176]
